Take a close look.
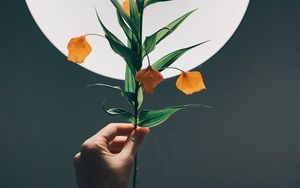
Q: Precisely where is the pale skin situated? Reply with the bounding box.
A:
[74,123,150,188]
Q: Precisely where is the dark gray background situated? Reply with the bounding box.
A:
[1,1,300,188]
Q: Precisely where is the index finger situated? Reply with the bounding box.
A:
[91,123,134,145]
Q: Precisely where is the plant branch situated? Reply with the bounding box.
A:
[84,33,105,38]
[143,47,151,66]
[163,66,185,73]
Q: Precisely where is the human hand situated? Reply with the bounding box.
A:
[74,123,149,188]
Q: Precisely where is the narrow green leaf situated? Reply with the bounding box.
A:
[138,104,211,128]
[95,9,138,73]
[87,83,136,107]
[125,65,136,93]
[143,27,171,57]
[129,0,140,33]
[144,0,172,8]
[137,87,143,109]
[95,9,124,45]
[102,102,135,123]
[136,0,144,13]
[106,35,138,73]
[128,0,141,52]
[121,91,136,106]
[152,41,209,72]
[116,12,139,51]
[124,66,143,109]
[117,12,133,42]
[156,9,197,44]
[87,83,122,91]
[142,9,197,57]
[110,0,139,38]
[143,33,158,56]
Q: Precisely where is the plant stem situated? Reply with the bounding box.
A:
[133,82,139,129]
[132,151,138,188]
[132,82,139,188]
[144,47,151,67]
[84,33,105,38]
[164,66,185,73]
[132,3,144,188]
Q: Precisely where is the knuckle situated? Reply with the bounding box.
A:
[80,141,100,156]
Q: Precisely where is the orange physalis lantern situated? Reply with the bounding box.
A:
[67,36,92,64]
[135,66,164,94]
[176,71,206,95]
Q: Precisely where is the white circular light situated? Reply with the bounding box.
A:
[25,0,250,80]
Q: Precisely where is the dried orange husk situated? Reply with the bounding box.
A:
[67,36,92,64]
[176,71,206,95]
[135,66,164,94]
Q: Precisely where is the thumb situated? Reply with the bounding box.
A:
[121,127,149,158]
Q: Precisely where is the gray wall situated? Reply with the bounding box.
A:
[1,1,300,188]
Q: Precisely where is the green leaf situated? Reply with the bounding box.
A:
[128,0,141,52]
[137,87,143,109]
[136,0,144,13]
[117,12,133,42]
[106,35,138,73]
[129,0,140,33]
[116,12,139,51]
[144,0,172,8]
[125,65,136,93]
[110,0,139,38]
[95,9,124,46]
[124,66,143,109]
[152,41,209,72]
[142,9,197,57]
[102,102,135,123]
[143,32,158,57]
[87,83,136,107]
[95,10,138,73]
[122,91,136,106]
[87,83,122,91]
[138,104,211,128]
[156,9,197,44]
